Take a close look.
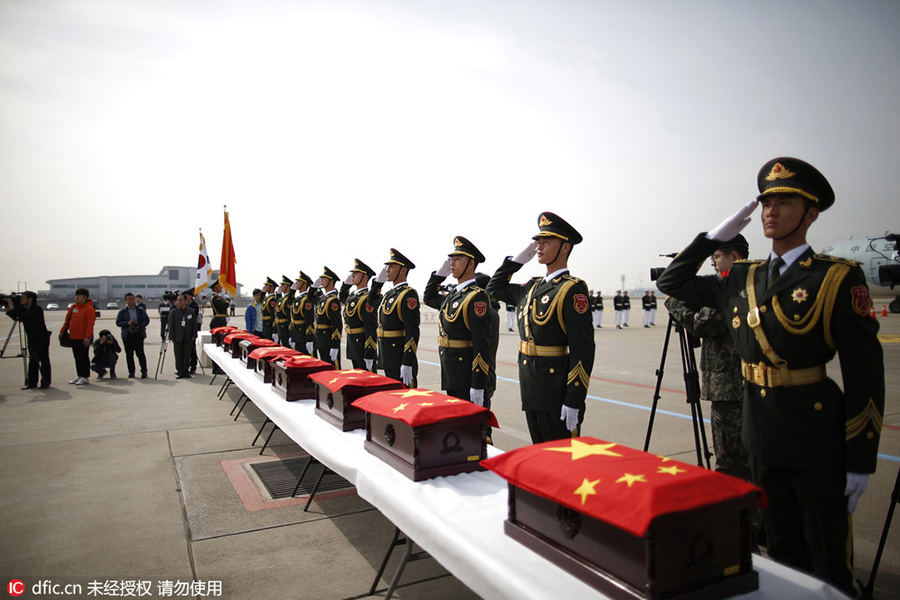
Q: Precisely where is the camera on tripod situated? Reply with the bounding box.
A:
[0,293,22,308]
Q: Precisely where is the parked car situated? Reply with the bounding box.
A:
[106,302,119,309]
[46,303,59,310]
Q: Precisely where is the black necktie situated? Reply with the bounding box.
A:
[768,257,785,289]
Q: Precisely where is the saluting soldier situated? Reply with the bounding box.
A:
[313,267,342,367]
[209,282,231,330]
[487,212,595,444]
[290,271,314,354]
[259,277,278,340]
[424,236,497,409]
[340,259,378,371]
[657,157,884,596]
[367,249,420,387]
[275,275,294,345]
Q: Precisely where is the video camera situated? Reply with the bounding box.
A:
[877,234,900,289]
[649,253,678,282]
[162,290,179,302]
[0,293,21,308]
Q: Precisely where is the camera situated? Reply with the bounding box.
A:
[0,293,21,308]
[649,267,667,282]
[879,265,900,289]
[163,290,179,302]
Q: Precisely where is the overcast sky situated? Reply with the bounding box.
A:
[2,0,898,297]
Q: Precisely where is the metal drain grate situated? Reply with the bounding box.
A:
[250,457,353,500]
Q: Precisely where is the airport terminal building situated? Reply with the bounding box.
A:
[43,266,242,302]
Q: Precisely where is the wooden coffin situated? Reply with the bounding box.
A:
[251,348,301,383]
[309,370,404,432]
[211,326,237,347]
[482,438,762,600]
[270,356,334,401]
[239,338,279,368]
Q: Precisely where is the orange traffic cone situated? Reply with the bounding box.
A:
[883,305,889,317]
[871,307,877,318]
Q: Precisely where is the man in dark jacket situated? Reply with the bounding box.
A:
[4,291,51,389]
[116,293,151,379]
[168,294,198,379]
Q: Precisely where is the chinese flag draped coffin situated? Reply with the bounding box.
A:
[353,389,499,481]
[308,370,405,431]
[223,331,260,359]
[250,347,302,383]
[481,438,764,600]
[271,355,334,401]
[239,338,279,368]
[210,326,237,347]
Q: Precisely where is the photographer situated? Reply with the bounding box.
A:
[90,329,121,379]
[116,292,150,378]
[663,234,751,482]
[158,293,174,340]
[60,287,96,386]
[4,291,51,390]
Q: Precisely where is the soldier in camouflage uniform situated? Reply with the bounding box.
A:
[663,234,751,481]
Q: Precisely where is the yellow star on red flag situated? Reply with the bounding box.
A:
[418,402,435,407]
[574,478,600,505]
[616,473,647,487]
[390,389,435,398]
[392,403,409,413]
[657,465,686,476]
[546,439,623,461]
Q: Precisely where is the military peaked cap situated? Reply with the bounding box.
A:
[448,235,486,263]
[321,266,339,281]
[756,157,834,211]
[717,233,749,254]
[264,276,277,288]
[351,258,376,278]
[385,248,415,270]
[281,275,293,286]
[532,211,583,245]
[296,271,313,287]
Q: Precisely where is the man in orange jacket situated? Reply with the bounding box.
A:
[61,287,96,385]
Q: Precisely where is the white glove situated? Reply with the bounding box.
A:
[435,258,452,278]
[560,405,579,432]
[512,240,539,264]
[306,342,314,355]
[469,388,485,407]
[291,281,299,290]
[312,277,323,288]
[329,347,339,362]
[400,364,413,386]
[708,199,758,242]
[845,472,869,513]
[375,266,388,283]
[344,274,353,286]
[365,358,374,371]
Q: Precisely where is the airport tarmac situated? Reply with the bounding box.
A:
[0,299,897,599]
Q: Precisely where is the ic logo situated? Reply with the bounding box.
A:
[8,580,25,597]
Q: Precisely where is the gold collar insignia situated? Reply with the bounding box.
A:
[799,257,813,267]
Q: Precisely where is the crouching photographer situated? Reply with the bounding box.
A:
[4,291,51,390]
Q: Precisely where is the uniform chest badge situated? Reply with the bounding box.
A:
[451,301,459,309]
[540,295,550,305]
[732,316,741,329]
[791,288,808,304]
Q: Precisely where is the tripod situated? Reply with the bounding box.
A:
[154,338,169,379]
[643,313,713,469]
[858,465,900,599]
[1,318,29,385]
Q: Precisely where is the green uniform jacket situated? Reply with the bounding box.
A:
[313,290,342,362]
[487,258,595,412]
[290,290,315,353]
[260,294,277,339]
[423,273,496,393]
[275,292,293,343]
[367,282,420,372]
[340,284,377,365]
[209,293,230,329]
[657,233,884,473]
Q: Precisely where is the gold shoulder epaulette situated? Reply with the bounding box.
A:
[815,254,860,266]
[733,259,764,265]
[561,274,585,284]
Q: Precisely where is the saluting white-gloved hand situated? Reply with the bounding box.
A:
[435,258,452,278]
[512,240,539,264]
[329,347,339,362]
[560,405,579,432]
[708,199,758,242]
[845,472,869,513]
[344,274,354,286]
[364,358,374,371]
[469,388,485,407]
[375,266,388,284]
[306,342,314,355]
[400,364,413,386]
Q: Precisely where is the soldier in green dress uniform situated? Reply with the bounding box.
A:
[340,259,378,371]
[259,277,278,340]
[209,282,231,330]
[367,249,420,387]
[657,157,884,596]
[290,271,314,354]
[313,267,342,367]
[275,275,294,345]
[424,236,497,409]
[487,212,595,444]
